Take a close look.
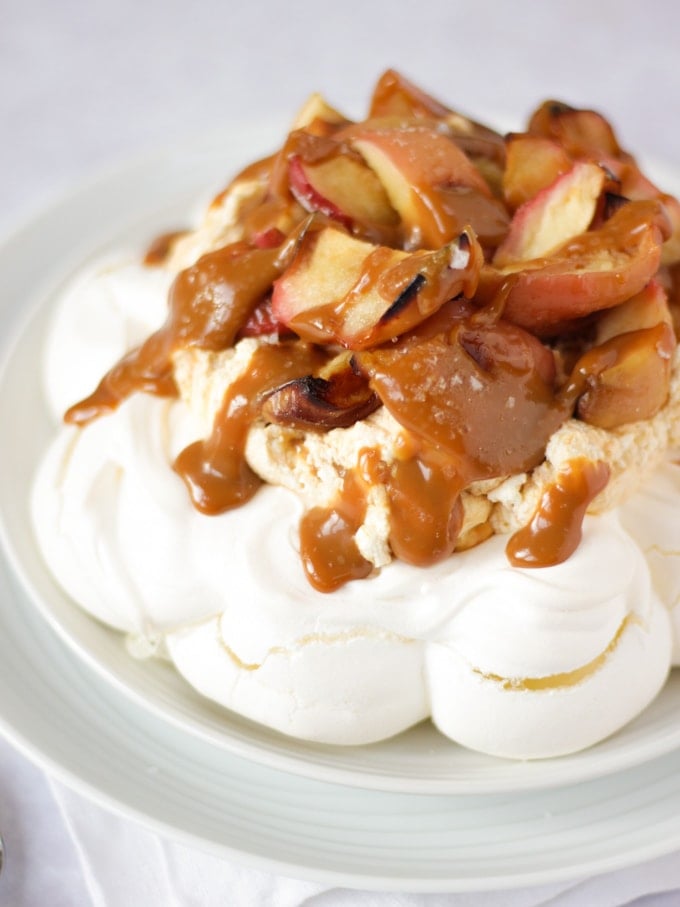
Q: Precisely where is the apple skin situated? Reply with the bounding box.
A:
[477,199,667,336]
[494,161,605,267]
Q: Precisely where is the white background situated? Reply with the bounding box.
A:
[2,0,680,904]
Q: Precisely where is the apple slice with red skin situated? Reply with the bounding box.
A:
[502,133,573,210]
[288,152,399,230]
[349,125,509,249]
[477,199,668,336]
[494,161,605,267]
[271,224,482,349]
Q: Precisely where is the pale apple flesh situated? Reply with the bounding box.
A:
[502,134,573,210]
[493,161,606,266]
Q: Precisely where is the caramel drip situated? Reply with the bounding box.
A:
[385,451,465,566]
[174,342,326,514]
[65,228,307,426]
[143,230,187,266]
[299,466,373,593]
[357,303,568,480]
[506,458,610,568]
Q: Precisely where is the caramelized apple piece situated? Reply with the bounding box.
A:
[290,92,351,136]
[502,134,573,210]
[368,69,505,166]
[272,224,482,349]
[595,280,673,342]
[599,156,680,266]
[527,100,621,157]
[494,162,605,266]
[350,125,507,249]
[477,199,668,335]
[564,280,676,428]
[261,354,379,430]
[288,152,399,229]
[570,321,675,429]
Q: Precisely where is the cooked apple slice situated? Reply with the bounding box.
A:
[261,353,379,430]
[271,224,482,349]
[569,280,677,428]
[595,280,673,343]
[368,69,505,165]
[477,199,668,335]
[527,100,621,157]
[350,125,505,248]
[369,68,452,119]
[569,320,675,429]
[493,162,605,267]
[502,133,573,210]
[288,152,399,229]
[290,92,350,135]
[599,156,680,266]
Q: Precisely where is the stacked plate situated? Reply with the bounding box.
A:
[1,128,679,892]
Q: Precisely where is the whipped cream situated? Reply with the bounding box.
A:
[30,258,680,757]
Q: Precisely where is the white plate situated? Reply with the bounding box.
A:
[2,129,680,889]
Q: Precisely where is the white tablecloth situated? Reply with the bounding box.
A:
[2,0,680,903]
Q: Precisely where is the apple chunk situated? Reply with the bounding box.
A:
[595,279,673,343]
[350,125,501,248]
[494,162,605,267]
[271,224,482,349]
[288,153,398,228]
[527,100,621,157]
[477,200,667,335]
[502,133,573,210]
[568,280,677,429]
[569,321,675,429]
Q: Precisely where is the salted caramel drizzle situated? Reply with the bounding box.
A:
[65,225,309,427]
[174,342,326,514]
[299,467,374,593]
[506,458,611,568]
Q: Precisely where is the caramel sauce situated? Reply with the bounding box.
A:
[385,452,465,566]
[506,459,610,568]
[65,226,308,426]
[143,230,188,266]
[299,467,374,592]
[356,311,568,480]
[174,342,326,514]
